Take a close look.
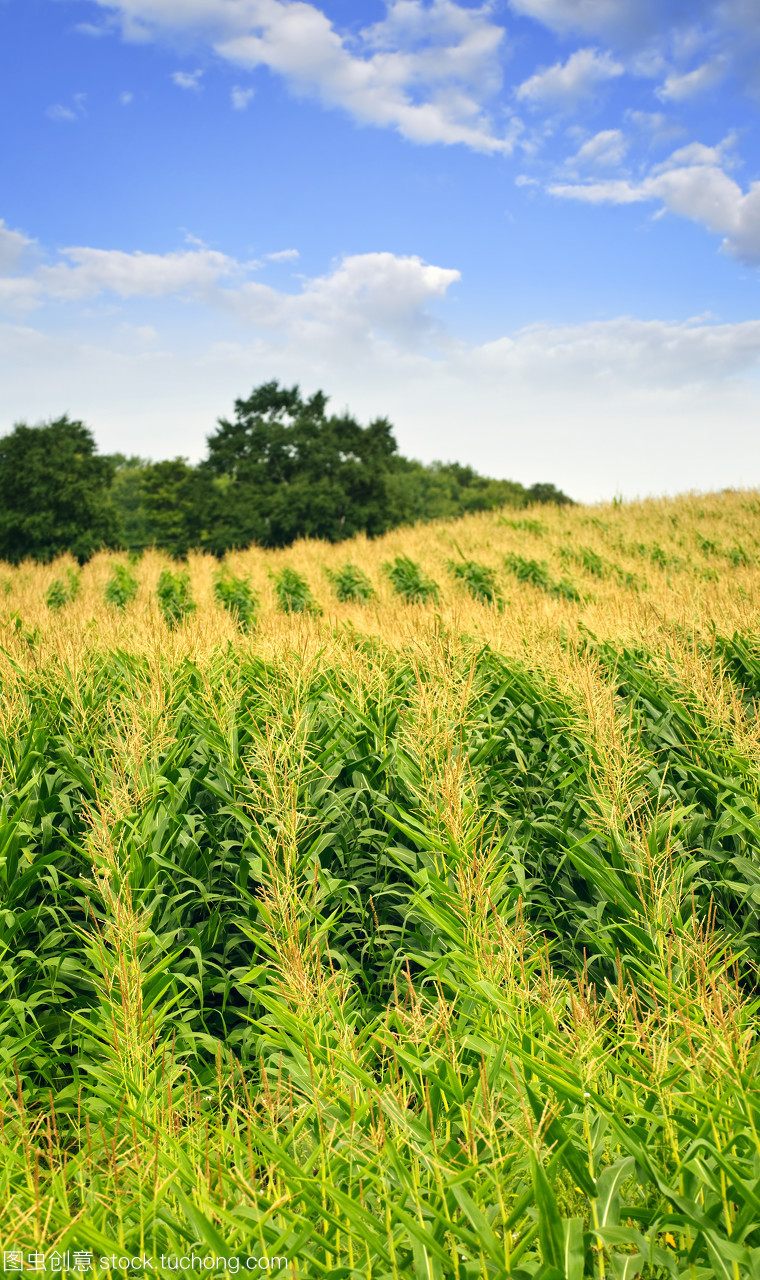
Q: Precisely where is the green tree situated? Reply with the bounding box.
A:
[386,458,530,524]
[202,381,399,551]
[140,458,207,558]
[526,482,574,507]
[0,416,117,564]
[108,455,152,550]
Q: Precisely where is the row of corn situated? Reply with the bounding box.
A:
[44,553,581,628]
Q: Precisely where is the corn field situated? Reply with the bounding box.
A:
[3,490,760,1277]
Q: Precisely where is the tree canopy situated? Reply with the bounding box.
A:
[0,416,117,564]
[1,386,573,562]
[201,381,399,551]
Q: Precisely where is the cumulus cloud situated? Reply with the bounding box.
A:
[0,238,242,312]
[36,245,240,300]
[5,218,760,497]
[569,128,628,167]
[74,21,111,36]
[0,220,34,273]
[548,136,760,262]
[516,47,623,107]
[473,315,760,385]
[231,85,254,109]
[172,69,203,90]
[208,252,461,347]
[657,58,726,101]
[0,227,459,346]
[84,0,518,153]
[5,305,760,502]
[46,95,87,122]
[506,0,717,45]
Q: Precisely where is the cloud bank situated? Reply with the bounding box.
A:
[3,218,760,499]
[549,138,760,264]
[85,0,519,153]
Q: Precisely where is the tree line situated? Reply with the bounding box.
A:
[0,381,572,563]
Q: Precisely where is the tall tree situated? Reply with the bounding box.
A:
[140,458,207,558]
[0,416,117,563]
[202,381,399,551]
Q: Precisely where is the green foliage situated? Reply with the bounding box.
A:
[272,566,321,614]
[156,567,195,628]
[140,457,206,558]
[384,554,439,603]
[108,454,154,550]
[728,542,752,567]
[562,544,606,577]
[504,551,581,600]
[104,563,138,610]
[45,568,80,610]
[561,543,637,587]
[446,555,503,606]
[697,533,720,555]
[325,561,375,603]
[3,635,760,1270]
[202,381,399,551]
[0,416,117,563]
[525,481,574,505]
[386,457,530,524]
[5,386,574,560]
[45,578,69,610]
[502,516,547,534]
[213,570,258,631]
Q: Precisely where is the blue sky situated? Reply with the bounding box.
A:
[2,0,760,499]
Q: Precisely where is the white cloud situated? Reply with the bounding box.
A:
[74,21,111,36]
[506,0,718,45]
[120,91,134,104]
[506,0,657,40]
[231,85,254,109]
[46,93,87,122]
[5,306,760,502]
[46,103,79,122]
[650,137,736,172]
[657,58,726,101]
[209,252,461,346]
[549,176,642,204]
[516,47,623,107]
[0,279,42,313]
[0,230,458,346]
[625,109,685,146]
[172,69,203,90]
[548,136,760,263]
[570,128,628,167]
[36,246,240,300]
[0,220,34,273]
[5,222,760,498]
[473,315,760,385]
[85,0,519,153]
[267,248,299,261]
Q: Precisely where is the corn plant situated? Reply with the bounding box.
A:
[4,489,760,1273]
[504,551,581,601]
[213,569,258,630]
[446,555,503,606]
[45,569,79,610]
[325,561,375,603]
[384,554,439,603]
[104,563,138,609]
[45,578,68,610]
[272,566,321,614]
[502,516,547,534]
[156,567,195,628]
